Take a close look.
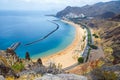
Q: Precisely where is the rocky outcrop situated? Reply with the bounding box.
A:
[35,74,87,80]
[0,64,18,78]
[88,64,120,80]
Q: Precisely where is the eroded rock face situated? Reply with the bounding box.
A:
[35,74,87,80]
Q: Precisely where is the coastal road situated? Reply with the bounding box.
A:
[63,21,93,71]
[78,22,93,62]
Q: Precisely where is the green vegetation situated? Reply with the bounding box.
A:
[78,57,84,63]
[11,62,24,72]
[104,47,114,62]
[85,48,91,62]
[104,47,113,54]
[89,44,98,49]
[85,26,92,45]
[93,34,99,38]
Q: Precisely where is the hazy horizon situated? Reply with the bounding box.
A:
[0,0,116,13]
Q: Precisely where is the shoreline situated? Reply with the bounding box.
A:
[33,20,85,68]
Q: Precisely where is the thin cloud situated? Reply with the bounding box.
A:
[0,0,113,11]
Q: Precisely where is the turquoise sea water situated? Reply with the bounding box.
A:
[0,11,75,59]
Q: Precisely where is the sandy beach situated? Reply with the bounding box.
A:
[33,20,85,68]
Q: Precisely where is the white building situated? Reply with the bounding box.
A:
[65,13,86,18]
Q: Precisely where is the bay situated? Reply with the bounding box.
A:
[0,11,75,59]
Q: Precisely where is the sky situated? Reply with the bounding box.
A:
[0,0,115,12]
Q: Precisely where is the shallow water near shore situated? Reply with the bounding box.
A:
[0,11,75,58]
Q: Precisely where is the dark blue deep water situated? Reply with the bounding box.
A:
[0,11,75,59]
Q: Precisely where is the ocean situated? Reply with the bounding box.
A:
[0,11,75,59]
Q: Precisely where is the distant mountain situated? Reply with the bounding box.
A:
[56,1,120,18]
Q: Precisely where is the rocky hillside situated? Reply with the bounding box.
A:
[56,1,120,18]
[0,50,65,79]
[82,15,120,64]
[63,14,120,79]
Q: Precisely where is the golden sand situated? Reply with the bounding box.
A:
[33,20,85,68]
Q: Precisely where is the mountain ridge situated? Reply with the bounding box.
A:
[56,1,120,18]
